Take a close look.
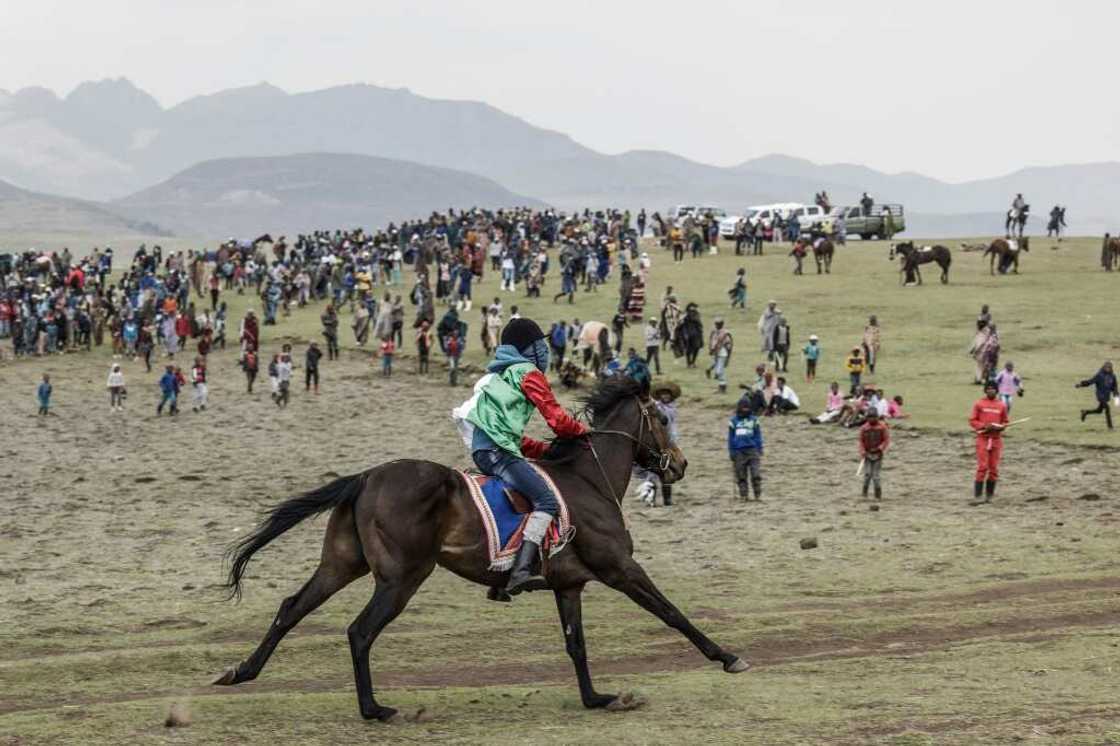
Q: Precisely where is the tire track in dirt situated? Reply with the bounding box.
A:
[777,573,1120,613]
[6,574,1117,665]
[4,604,1118,716]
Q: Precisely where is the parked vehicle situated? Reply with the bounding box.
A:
[817,204,905,239]
[669,205,727,221]
[787,204,826,228]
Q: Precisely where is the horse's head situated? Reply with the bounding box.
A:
[583,377,687,483]
[633,393,688,483]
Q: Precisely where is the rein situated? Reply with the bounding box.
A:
[581,397,671,509]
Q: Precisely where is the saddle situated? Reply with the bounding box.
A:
[458,468,573,573]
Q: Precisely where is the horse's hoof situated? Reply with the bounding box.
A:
[605,692,647,712]
[212,667,240,686]
[362,705,400,722]
[724,657,751,674]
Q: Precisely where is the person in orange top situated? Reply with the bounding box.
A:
[969,381,1009,501]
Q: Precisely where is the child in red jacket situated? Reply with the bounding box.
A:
[858,409,890,499]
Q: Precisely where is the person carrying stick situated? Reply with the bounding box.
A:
[969,381,1009,502]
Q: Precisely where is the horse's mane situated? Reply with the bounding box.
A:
[538,376,647,465]
[580,375,646,418]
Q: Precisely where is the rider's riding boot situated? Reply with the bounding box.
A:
[507,511,552,596]
[486,586,512,603]
[861,482,869,498]
[985,480,996,500]
[506,540,547,596]
[751,478,762,501]
[874,484,882,500]
[974,481,984,500]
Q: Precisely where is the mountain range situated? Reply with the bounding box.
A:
[113,153,543,238]
[1,78,1116,238]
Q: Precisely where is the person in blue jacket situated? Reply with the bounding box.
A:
[157,364,178,416]
[728,397,763,500]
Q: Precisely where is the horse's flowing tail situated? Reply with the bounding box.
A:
[224,472,367,599]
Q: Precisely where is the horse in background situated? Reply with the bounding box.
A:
[1005,206,1029,238]
[984,237,1029,275]
[812,237,834,274]
[890,241,952,285]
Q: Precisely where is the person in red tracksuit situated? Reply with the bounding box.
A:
[969,380,1009,501]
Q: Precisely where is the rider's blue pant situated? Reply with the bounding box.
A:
[471,429,559,516]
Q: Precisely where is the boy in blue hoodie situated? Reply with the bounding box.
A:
[728,398,763,500]
[453,318,589,595]
[157,364,178,416]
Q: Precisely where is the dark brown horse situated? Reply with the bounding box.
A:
[889,241,952,285]
[984,237,1029,275]
[1102,234,1120,271]
[215,377,748,721]
[812,238,834,274]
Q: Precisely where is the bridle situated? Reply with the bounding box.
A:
[583,396,672,506]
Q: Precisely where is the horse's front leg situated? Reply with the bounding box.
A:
[600,557,748,673]
[554,587,616,709]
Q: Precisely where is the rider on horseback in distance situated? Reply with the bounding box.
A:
[454,318,589,595]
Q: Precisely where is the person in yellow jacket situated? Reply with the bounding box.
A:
[845,347,866,393]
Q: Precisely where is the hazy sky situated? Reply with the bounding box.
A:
[3,0,1114,181]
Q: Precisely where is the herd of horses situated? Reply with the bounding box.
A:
[889,236,1035,283]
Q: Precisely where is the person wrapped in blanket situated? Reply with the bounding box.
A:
[453,318,589,595]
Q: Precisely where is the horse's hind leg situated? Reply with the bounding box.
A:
[348,564,434,721]
[600,557,748,674]
[554,587,615,709]
[216,506,367,686]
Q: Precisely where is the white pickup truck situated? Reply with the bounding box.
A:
[719,203,804,237]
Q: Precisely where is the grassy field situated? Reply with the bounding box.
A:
[1,231,1119,744]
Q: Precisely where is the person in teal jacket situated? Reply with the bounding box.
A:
[37,374,52,416]
[454,318,588,595]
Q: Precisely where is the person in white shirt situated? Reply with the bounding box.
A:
[874,389,890,418]
[106,363,125,411]
[772,376,800,413]
[644,317,662,374]
[275,349,293,407]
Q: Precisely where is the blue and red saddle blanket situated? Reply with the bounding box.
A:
[459,466,573,572]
